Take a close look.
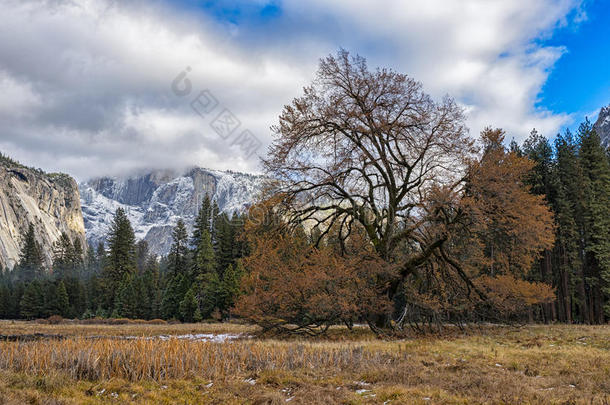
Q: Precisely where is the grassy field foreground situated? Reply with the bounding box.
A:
[0,322,608,404]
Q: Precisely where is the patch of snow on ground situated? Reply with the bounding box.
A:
[122,333,248,343]
[243,378,256,385]
[156,333,244,343]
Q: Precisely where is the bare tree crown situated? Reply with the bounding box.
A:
[264,50,475,259]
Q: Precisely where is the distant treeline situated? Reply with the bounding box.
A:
[516,121,610,323]
[0,194,247,322]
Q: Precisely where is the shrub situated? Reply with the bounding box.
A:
[235,228,392,336]
[129,319,149,324]
[147,319,167,325]
[47,315,64,325]
[107,318,130,325]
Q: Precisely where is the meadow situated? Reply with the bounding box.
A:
[0,321,608,404]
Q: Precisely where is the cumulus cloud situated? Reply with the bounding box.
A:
[0,0,583,180]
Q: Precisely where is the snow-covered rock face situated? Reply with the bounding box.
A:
[79,168,266,255]
[594,105,610,148]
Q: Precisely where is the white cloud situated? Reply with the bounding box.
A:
[0,0,583,180]
[281,0,579,137]
[0,70,42,117]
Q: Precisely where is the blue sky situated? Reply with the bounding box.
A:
[539,0,610,128]
[181,0,283,24]
[0,0,607,178]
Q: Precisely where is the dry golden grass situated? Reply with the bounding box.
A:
[0,319,257,337]
[0,323,608,404]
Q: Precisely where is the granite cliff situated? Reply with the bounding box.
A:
[0,154,86,269]
[593,105,610,147]
[79,168,266,256]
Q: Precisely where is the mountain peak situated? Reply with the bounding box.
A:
[593,104,610,147]
[79,167,266,255]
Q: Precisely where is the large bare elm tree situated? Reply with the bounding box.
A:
[259,50,554,330]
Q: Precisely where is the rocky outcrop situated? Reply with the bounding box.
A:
[79,168,266,256]
[594,105,610,147]
[0,156,86,270]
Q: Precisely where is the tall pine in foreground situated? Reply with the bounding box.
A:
[522,130,558,321]
[192,194,212,249]
[17,224,44,281]
[194,226,216,277]
[161,220,194,320]
[168,219,190,277]
[579,122,610,320]
[555,131,588,322]
[103,208,137,309]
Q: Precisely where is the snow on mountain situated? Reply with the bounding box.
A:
[593,105,610,147]
[79,168,266,255]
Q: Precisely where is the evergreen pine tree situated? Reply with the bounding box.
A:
[194,228,216,276]
[193,307,203,322]
[219,261,245,318]
[20,281,44,319]
[96,242,107,271]
[199,271,221,319]
[17,224,44,281]
[85,243,97,276]
[168,219,190,278]
[0,277,11,319]
[215,212,235,275]
[133,275,149,319]
[231,213,248,260]
[179,287,199,322]
[9,282,25,319]
[522,129,557,321]
[63,277,86,318]
[523,129,555,199]
[85,272,103,315]
[103,208,137,308]
[192,194,212,249]
[52,232,74,278]
[555,131,589,322]
[579,121,610,320]
[53,280,70,317]
[113,274,138,318]
[161,274,186,320]
[71,239,84,274]
[143,256,161,319]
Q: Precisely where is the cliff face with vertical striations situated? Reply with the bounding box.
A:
[79,167,266,256]
[594,105,610,147]
[0,155,86,270]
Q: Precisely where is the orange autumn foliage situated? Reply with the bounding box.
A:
[235,204,393,335]
[475,275,556,316]
[463,127,556,276]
